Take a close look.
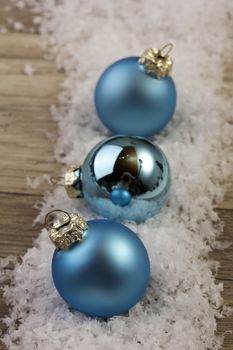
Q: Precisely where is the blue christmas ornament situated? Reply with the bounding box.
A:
[45,210,150,318]
[95,44,176,137]
[64,135,170,222]
[110,188,132,206]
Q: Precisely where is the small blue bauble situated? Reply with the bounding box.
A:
[66,135,171,222]
[95,56,176,137]
[52,219,150,318]
[110,188,132,206]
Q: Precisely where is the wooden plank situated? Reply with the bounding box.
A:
[0,193,43,256]
[0,0,35,30]
[0,34,44,59]
[0,26,61,350]
[0,58,58,75]
[214,211,233,348]
[212,209,233,281]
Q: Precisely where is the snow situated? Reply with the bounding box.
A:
[23,63,35,76]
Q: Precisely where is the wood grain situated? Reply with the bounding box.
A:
[0,3,232,350]
[0,5,63,348]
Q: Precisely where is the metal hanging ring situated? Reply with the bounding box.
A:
[160,43,173,56]
[50,175,64,186]
[44,209,71,230]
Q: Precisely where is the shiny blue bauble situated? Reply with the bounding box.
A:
[78,135,171,222]
[95,57,176,137]
[52,219,150,318]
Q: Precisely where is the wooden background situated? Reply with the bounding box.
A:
[0,2,232,349]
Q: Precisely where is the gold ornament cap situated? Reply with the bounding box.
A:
[64,164,82,198]
[44,209,88,249]
[138,43,173,79]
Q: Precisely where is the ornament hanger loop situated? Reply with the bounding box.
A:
[50,175,64,186]
[160,43,173,56]
[44,209,71,230]
[45,210,88,249]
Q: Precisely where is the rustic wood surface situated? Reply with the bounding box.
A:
[0,3,232,349]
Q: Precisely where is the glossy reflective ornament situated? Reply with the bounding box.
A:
[110,188,132,206]
[95,44,176,137]
[45,210,150,318]
[65,135,171,222]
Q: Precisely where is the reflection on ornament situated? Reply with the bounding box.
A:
[64,135,171,222]
[110,188,132,206]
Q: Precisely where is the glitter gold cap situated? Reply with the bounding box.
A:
[64,164,82,198]
[44,209,88,249]
[138,43,173,79]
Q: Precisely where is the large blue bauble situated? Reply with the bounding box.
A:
[95,57,176,137]
[52,219,150,318]
[79,135,170,222]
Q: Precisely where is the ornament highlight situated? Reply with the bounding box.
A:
[95,44,176,137]
[64,135,170,222]
[45,210,150,318]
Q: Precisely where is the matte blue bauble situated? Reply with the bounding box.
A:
[67,135,171,222]
[95,57,176,137]
[52,219,150,318]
